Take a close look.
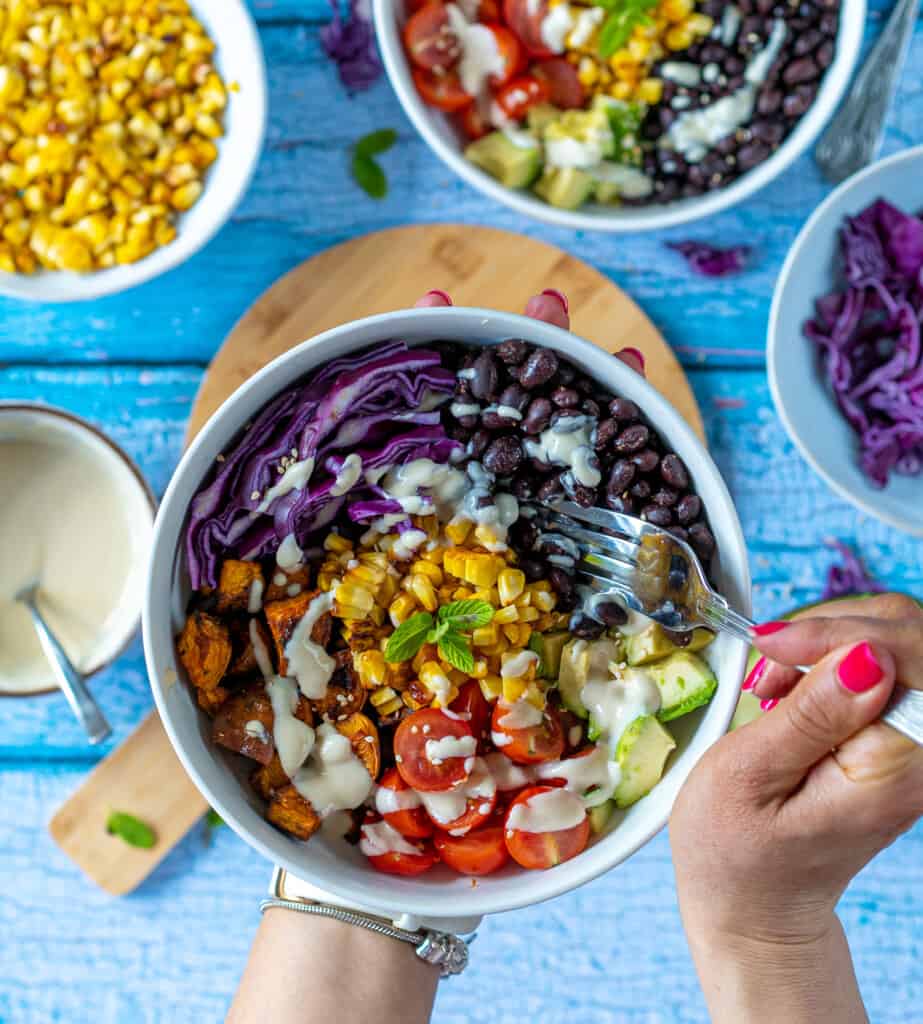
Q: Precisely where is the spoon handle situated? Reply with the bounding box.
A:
[25,604,111,745]
[815,0,918,183]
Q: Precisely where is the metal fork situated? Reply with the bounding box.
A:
[530,500,923,746]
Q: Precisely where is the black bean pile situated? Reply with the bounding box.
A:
[442,341,717,632]
[628,0,840,204]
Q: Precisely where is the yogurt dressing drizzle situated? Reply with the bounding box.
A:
[507,787,586,833]
[282,590,336,699]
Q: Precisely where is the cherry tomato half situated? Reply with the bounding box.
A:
[459,103,490,140]
[450,681,492,750]
[504,785,590,869]
[483,24,524,87]
[494,74,551,121]
[429,789,497,834]
[434,826,510,876]
[502,0,554,58]
[491,702,565,765]
[479,0,502,20]
[361,817,440,876]
[412,67,473,112]
[533,57,585,109]
[376,767,433,839]
[395,707,476,792]
[403,3,460,71]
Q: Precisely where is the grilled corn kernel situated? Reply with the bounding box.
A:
[409,573,438,613]
[443,549,468,580]
[324,533,353,554]
[388,593,417,627]
[686,13,714,35]
[518,606,541,623]
[445,519,472,545]
[410,560,443,586]
[479,674,503,702]
[497,569,526,606]
[335,582,374,614]
[463,553,501,588]
[493,605,519,626]
[665,25,694,49]
[610,81,634,100]
[502,677,529,704]
[472,624,498,647]
[355,650,388,689]
[377,695,404,716]
[637,77,664,104]
[370,685,399,707]
[412,644,438,673]
[471,658,488,680]
[577,57,599,87]
[402,690,431,711]
[419,661,457,707]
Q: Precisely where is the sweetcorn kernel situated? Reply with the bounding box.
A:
[497,569,526,606]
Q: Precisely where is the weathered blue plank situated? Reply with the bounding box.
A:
[0,9,918,368]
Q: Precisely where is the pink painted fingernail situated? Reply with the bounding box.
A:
[760,698,779,712]
[838,641,884,693]
[541,288,568,314]
[425,289,452,305]
[742,656,767,691]
[753,621,790,637]
[621,347,646,371]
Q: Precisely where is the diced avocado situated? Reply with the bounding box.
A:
[465,131,541,189]
[527,103,561,134]
[589,96,644,164]
[557,639,590,718]
[532,630,569,680]
[534,166,595,210]
[588,800,615,835]
[625,623,715,667]
[614,715,677,809]
[543,108,615,159]
[595,180,620,204]
[649,652,717,722]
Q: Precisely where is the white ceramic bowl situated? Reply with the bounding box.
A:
[768,145,923,538]
[144,307,751,917]
[0,0,267,303]
[374,0,864,232]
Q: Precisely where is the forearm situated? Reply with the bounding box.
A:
[227,909,439,1024]
[686,914,867,1024]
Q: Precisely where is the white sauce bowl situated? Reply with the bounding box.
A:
[373,0,865,232]
[144,307,750,917]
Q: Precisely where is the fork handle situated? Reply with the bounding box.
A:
[702,595,923,746]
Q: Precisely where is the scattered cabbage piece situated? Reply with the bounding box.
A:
[667,241,750,277]
[821,540,885,600]
[321,0,382,92]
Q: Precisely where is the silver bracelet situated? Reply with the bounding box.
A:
[259,897,470,977]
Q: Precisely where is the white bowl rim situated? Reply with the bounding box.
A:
[144,306,751,916]
[372,0,866,233]
[767,144,923,538]
[0,0,268,303]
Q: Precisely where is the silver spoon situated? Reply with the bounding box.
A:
[15,581,111,745]
[815,0,919,183]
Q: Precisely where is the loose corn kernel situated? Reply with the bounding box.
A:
[410,560,443,585]
[464,553,501,588]
[479,674,503,702]
[402,690,431,712]
[686,13,714,35]
[355,650,388,689]
[324,533,353,554]
[660,0,693,20]
[388,593,417,627]
[533,589,557,612]
[370,685,399,708]
[471,658,488,680]
[472,624,498,647]
[335,582,374,614]
[637,77,664,104]
[419,661,458,707]
[443,549,468,580]
[665,25,694,50]
[518,606,540,623]
[452,586,475,601]
[503,677,529,704]
[497,569,525,606]
[445,519,472,545]
[409,573,438,613]
[493,605,519,626]
[376,695,404,716]
[577,56,598,87]
[473,524,500,549]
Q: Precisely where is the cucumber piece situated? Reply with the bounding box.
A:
[588,800,615,834]
[614,715,676,809]
[526,102,561,134]
[557,639,590,718]
[532,630,569,680]
[625,623,715,666]
[648,652,717,722]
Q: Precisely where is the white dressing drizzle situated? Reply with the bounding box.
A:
[484,751,536,790]
[501,649,540,679]
[506,787,586,833]
[250,619,274,679]
[276,533,303,571]
[265,675,315,777]
[293,722,373,817]
[445,4,505,97]
[425,734,477,764]
[497,697,543,728]
[360,819,423,857]
[540,2,574,52]
[329,453,363,497]
[244,719,271,745]
[256,457,315,514]
[247,577,264,614]
[418,757,496,826]
[536,745,621,807]
[375,785,423,815]
[282,590,336,699]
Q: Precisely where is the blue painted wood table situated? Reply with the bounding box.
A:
[2,2,922,1021]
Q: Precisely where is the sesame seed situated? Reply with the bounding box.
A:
[216,453,225,462]
[395,755,403,763]
[422,724,431,734]
[411,725,419,734]
[250,490,260,501]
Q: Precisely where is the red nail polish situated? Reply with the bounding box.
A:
[541,288,568,314]
[742,656,766,692]
[426,289,452,305]
[760,698,779,712]
[621,347,646,371]
[838,641,884,693]
[753,621,790,637]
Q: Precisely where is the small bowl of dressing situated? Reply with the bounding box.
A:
[0,404,155,698]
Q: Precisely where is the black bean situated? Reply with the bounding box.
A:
[548,567,575,598]
[756,0,774,13]
[467,428,491,458]
[632,448,660,473]
[605,493,635,514]
[569,614,606,640]
[794,28,823,55]
[700,43,725,63]
[518,349,559,390]
[688,164,709,188]
[551,386,580,408]
[607,458,636,493]
[614,424,650,453]
[522,397,553,435]
[689,522,716,560]
[482,435,523,475]
[757,88,782,115]
[574,376,595,395]
[557,364,577,386]
[630,480,652,500]
[469,351,498,401]
[595,417,619,449]
[457,414,478,429]
[449,424,471,444]
[582,398,601,419]
[660,453,690,489]
[819,12,838,33]
[751,119,786,145]
[536,473,564,501]
[595,601,628,626]
[664,627,693,648]
[737,141,771,171]
[455,377,472,397]
[784,56,819,85]
[482,410,512,429]
[654,487,679,508]
[816,39,834,69]
[659,107,677,130]
[566,479,597,508]
[520,558,546,582]
[496,339,529,365]
[783,84,816,118]
[669,525,690,544]
[668,554,690,590]
[676,493,702,524]
[499,383,530,412]
[510,476,534,501]
[509,517,539,550]
[642,504,673,527]
[724,55,745,75]
[740,15,763,37]
[609,397,640,422]
[557,590,578,612]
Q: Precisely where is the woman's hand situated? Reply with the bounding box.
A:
[671,593,923,1023]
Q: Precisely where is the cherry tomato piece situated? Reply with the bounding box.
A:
[360,816,440,876]
[431,790,497,834]
[450,681,492,750]
[484,24,524,87]
[376,767,433,839]
[502,0,554,58]
[459,103,490,140]
[504,785,590,869]
[395,707,476,792]
[365,848,440,876]
[412,67,473,112]
[403,3,460,71]
[491,702,565,765]
[434,826,510,876]
[533,57,585,109]
[494,74,551,121]
[479,0,502,20]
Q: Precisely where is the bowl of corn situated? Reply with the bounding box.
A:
[0,0,267,302]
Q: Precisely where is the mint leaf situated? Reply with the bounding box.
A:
[355,128,397,158]
[106,811,156,849]
[205,809,224,829]
[438,599,494,631]
[596,0,658,58]
[351,153,387,199]
[385,612,434,662]
[438,630,475,674]
[528,632,545,678]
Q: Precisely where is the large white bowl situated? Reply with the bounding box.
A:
[768,146,923,537]
[0,0,267,303]
[373,0,864,232]
[144,307,751,917]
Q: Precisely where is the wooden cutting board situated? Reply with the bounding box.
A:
[50,224,703,895]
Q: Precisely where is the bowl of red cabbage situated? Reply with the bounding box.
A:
[769,146,923,537]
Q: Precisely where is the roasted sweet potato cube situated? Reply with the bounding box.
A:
[227,617,273,678]
[267,785,321,840]
[216,560,265,613]
[336,712,381,780]
[251,753,289,801]
[177,611,232,692]
[196,684,229,715]
[264,590,333,675]
[312,649,366,719]
[212,683,275,765]
[265,564,312,603]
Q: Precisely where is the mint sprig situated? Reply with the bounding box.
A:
[384,599,494,671]
[351,129,397,199]
[106,811,156,849]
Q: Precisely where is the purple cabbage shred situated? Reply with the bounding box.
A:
[821,540,885,600]
[667,241,751,277]
[321,0,382,92]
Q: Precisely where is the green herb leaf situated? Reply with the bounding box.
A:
[355,128,398,159]
[528,632,545,677]
[385,611,434,662]
[205,809,224,829]
[438,630,475,674]
[438,599,495,631]
[106,811,156,849]
[594,0,658,58]
[351,153,388,199]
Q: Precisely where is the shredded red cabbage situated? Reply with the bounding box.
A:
[184,343,459,589]
[821,540,884,600]
[667,241,750,277]
[321,0,382,92]
[804,199,923,488]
